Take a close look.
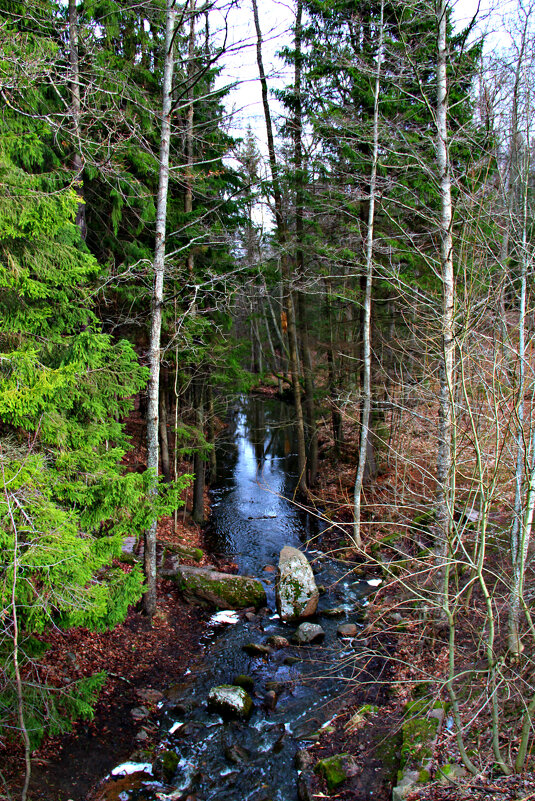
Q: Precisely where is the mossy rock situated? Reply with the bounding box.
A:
[154,749,179,782]
[173,566,266,609]
[436,763,467,784]
[375,728,402,784]
[161,542,204,562]
[233,674,254,691]
[207,685,253,718]
[370,532,402,556]
[401,716,438,766]
[314,753,357,790]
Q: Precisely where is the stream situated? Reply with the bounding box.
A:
[104,395,379,801]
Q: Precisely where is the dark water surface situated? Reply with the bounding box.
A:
[108,396,373,801]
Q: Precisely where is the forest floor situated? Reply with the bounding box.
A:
[3,401,535,801]
[300,406,535,801]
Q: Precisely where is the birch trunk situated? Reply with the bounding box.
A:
[434,0,455,612]
[144,0,177,617]
[508,13,532,656]
[352,0,383,549]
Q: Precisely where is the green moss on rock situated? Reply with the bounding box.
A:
[314,753,356,790]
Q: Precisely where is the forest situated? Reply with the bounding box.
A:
[1,0,535,799]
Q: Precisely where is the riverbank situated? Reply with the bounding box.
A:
[1,515,210,801]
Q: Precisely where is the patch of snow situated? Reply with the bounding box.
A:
[367,578,382,586]
[168,721,184,734]
[320,716,336,729]
[210,610,240,625]
[111,762,153,776]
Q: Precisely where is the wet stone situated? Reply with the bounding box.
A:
[295,749,314,771]
[233,674,254,691]
[207,685,253,718]
[297,771,315,801]
[224,743,250,764]
[337,623,358,638]
[293,623,325,645]
[264,690,277,710]
[136,688,164,704]
[266,635,290,649]
[322,606,350,618]
[276,546,319,620]
[243,642,273,657]
[131,706,150,721]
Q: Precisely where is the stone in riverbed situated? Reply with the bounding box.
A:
[276,546,319,620]
[233,674,254,691]
[267,635,290,649]
[173,566,266,609]
[337,623,358,638]
[207,685,253,718]
[293,622,325,645]
[243,642,273,657]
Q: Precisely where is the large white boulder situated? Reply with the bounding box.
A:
[207,685,253,718]
[276,546,319,621]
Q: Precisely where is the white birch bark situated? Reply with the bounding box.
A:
[144,0,177,617]
[434,0,455,611]
[353,0,384,548]
[507,10,532,656]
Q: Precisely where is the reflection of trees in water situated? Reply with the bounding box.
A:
[214,396,299,486]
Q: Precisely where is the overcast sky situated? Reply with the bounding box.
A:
[213,0,521,149]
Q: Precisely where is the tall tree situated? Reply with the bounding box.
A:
[144,0,178,618]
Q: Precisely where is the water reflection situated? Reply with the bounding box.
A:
[207,396,317,577]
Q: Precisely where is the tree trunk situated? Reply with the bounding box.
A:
[192,374,206,523]
[353,0,383,549]
[159,368,171,482]
[325,281,343,453]
[293,0,317,486]
[507,12,531,656]
[68,0,86,240]
[434,0,455,614]
[144,0,177,618]
[252,0,307,495]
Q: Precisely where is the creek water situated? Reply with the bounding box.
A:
[107,395,376,801]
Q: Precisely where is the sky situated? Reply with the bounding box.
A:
[212,0,521,149]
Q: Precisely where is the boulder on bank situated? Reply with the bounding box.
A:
[208,685,253,718]
[314,753,358,791]
[276,546,319,620]
[172,566,266,609]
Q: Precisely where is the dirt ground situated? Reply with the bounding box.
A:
[2,577,207,801]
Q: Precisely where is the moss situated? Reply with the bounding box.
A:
[208,685,253,718]
[314,754,354,790]
[159,749,179,781]
[176,569,266,608]
[401,717,437,765]
[375,728,402,784]
[233,674,254,691]
[370,532,402,556]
